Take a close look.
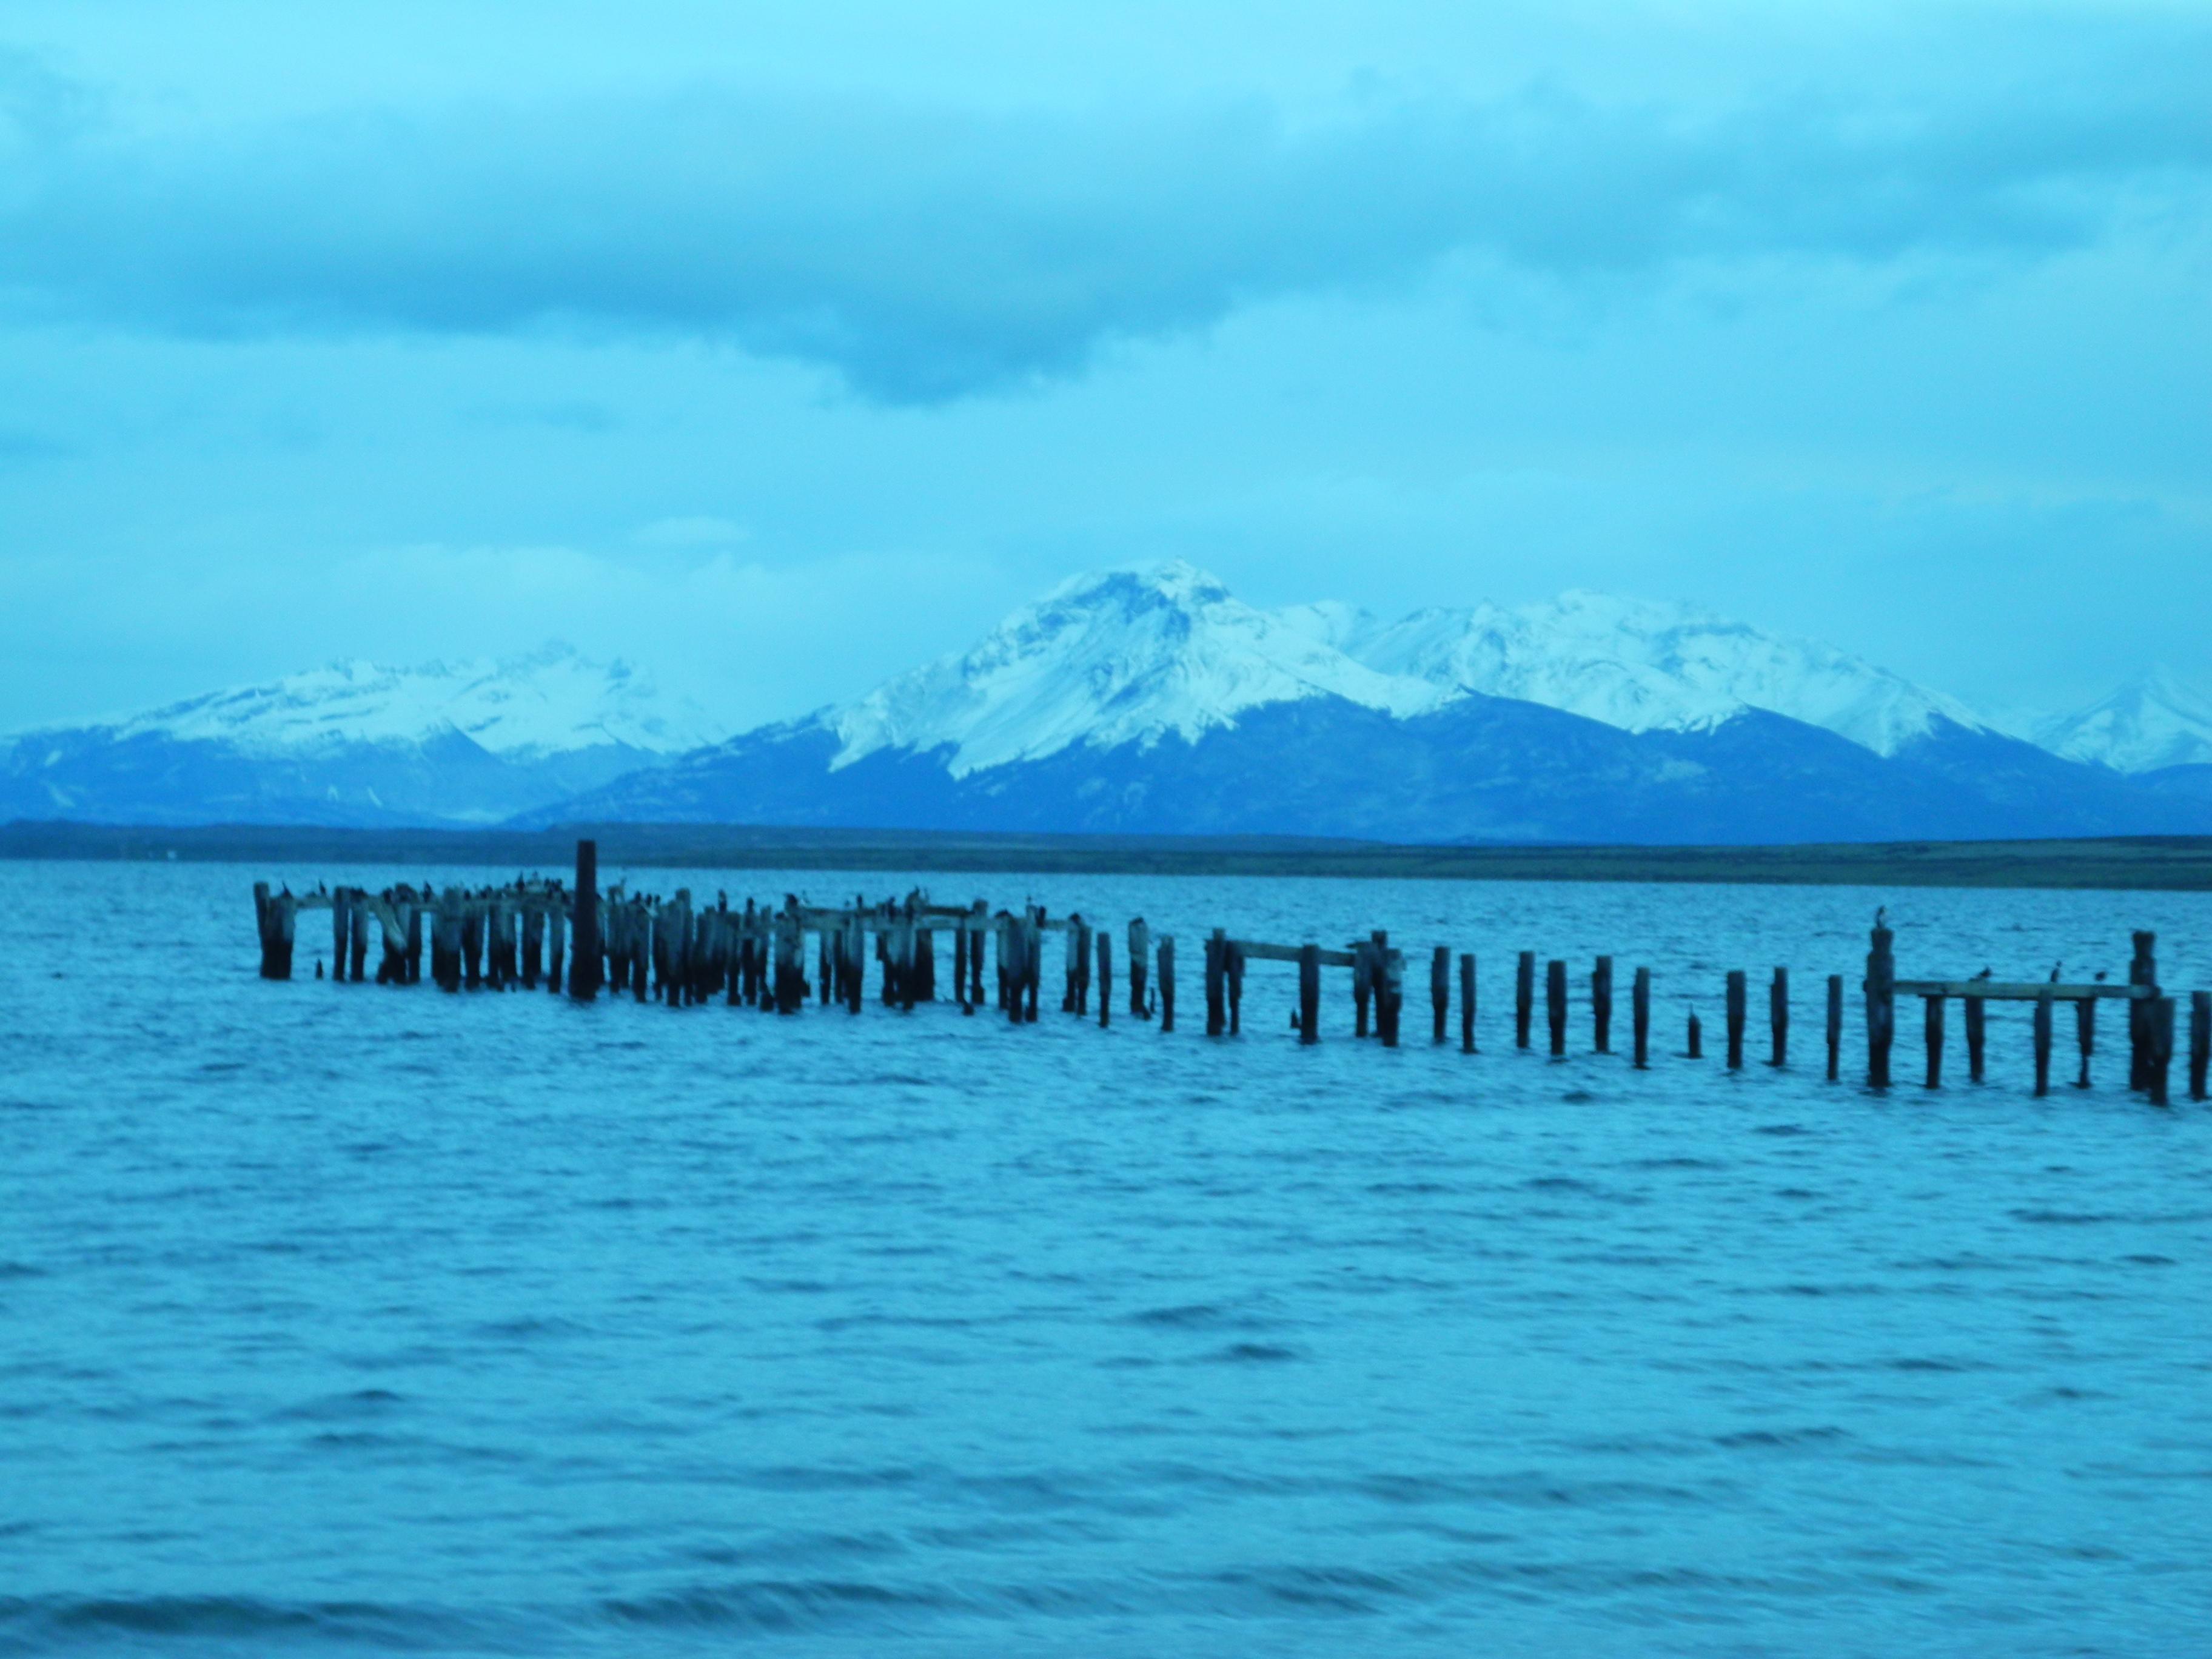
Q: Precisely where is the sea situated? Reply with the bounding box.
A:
[3,859,2209,1657]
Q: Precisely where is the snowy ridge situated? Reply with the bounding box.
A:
[91,643,723,759]
[2035,669,2212,774]
[831,561,1441,776]
[1277,589,1985,756]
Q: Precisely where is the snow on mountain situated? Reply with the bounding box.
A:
[97,643,723,759]
[830,561,1442,776]
[1281,590,1986,756]
[2034,668,2212,773]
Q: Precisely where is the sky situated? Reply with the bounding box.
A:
[1,0,2207,732]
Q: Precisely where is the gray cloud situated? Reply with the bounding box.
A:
[2,27,2208,402]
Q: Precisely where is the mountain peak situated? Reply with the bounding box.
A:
[830,561,1439,777]
[2037,667,2212,773]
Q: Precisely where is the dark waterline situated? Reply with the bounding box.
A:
[4,862,2210,1655]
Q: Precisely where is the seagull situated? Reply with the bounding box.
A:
[1973,967,1991,980]
[2094,970,2109,983]
[2050,962,2063,982]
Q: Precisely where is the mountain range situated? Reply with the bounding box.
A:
[6,563,2209,842]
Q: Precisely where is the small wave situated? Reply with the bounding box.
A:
[0,1593,471,1647]
[601,1578,956,1632]
[1200,1342,1303,1364]
[0,1260,47,1279]
[270,1387,406,1423]
[1713,1425,1851,1450]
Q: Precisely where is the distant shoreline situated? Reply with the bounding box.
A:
[4,820,2210,891]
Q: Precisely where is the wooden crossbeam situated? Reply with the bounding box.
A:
[1893,979,2151,1002]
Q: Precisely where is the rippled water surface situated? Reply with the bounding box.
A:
[4,860,2211,1656]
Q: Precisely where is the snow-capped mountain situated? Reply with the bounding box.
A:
[1276,590,1983,756]
[2034,669,2212,774]
[543,562,2207,843]
[832,562,1438,776]
[2,644,725,825]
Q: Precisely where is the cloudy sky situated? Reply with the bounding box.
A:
[2,0,2206,731]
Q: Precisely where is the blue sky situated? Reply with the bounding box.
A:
[2,0,2207,730]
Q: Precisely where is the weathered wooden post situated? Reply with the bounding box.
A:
[1097,930,1111,1028]
[970,902,987,1006]
[406,900,423,984]
[349,893,370,984]
[1431,947,1450,1044]
[1460,954,1476,1054]
[1546,959,1567,1057]
[1866,925,1895,1090]
[1204,928,1227,1037]
[820,925,835,1006]
[463,900,484,991]
[954,924,970,1012]
[1631,967,1650,1068]
[1592,956,1613,1054]
[1516,952,1535,1050]
[570,840,600,1000]
[846,916,865,1014]
[253,882,275,978]
[1129,918,1150,1019]
[1687,1011,1703,1059]
[1825,974,1843,1082]
[331,889,351,984]
[2127,932,2157,1090]
[1353,940,1373,1039]
[2188,991,2209,1102]
[2033,988,2054,1098]
[1024,913,1042,1023]
[1227,942,1244,1036]
[521,903,544,989]
[1378,946,1403,1047]
[2076,997,2095,1088]
[2147,996,2175,1107]
[1768,968,1788,1067]
[1923,994,1945,1088]
[1158,935,1176,1033]
[1299,944,1321,1045]
[547,900,565,995]
[1725,970,1746,1070]
[1964,988,1986,1082]
[917,921,936,1002]
[899,915,919,1014]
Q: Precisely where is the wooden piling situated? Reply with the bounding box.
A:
[1725,971,1746,1070]
[547,902,565,995]
[462,902,484,991]
[1377,943,1403,1048]
[1515,951,1535,1050]
[1299,944,1321,1045]
[2034,988,2054,1097]
[1460,954,1476,1054]
[1923,994,1945,1089]
[1687,1011,1702,1059]
[2128,931,2158,1091]
[1592,956,1613,1054]
[1205,928,1227,1037]
[2148,996,2175,1106]
[1631,967,1650,1068]
[522,903,544,988]
[1227,941,1244,1036]
[1964,990,1986,1082]
[570,840,600,1001]
[1768,968,1788,1067]
[1129,918,1151,1019]
[1353,939,1373,1038]
[331,889,352,984]
[2075,996,2094,1088]
[1432,946,1450,1044]
[2188,991,2208,1103]
[1825,974,1842,1082]
[1866,925,1895,1089]
[1024,912,1042,1023]
[406,900,423,984]
[1096,930,1111,1028]
[969,902,987,1005]
[1158,935,1176,1033]
[1545,959,1567,1056]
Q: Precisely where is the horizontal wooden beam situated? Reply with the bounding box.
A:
[1230,940,1358,968]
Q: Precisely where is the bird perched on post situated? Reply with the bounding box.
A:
[1875,906,1888,929]
[2050,962,2063,982]
[1974,967,1991,980]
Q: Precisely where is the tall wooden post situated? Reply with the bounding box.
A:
[1631,967,1650,1068]
[1460,954,1476,1054]
[2034,988,2054,1097]
[349,893,369,984]
[546,902,565,994]
[970,902,987,1006]
[331,890,351,984]
[1725,971,1746,1070]
[2147,996,2175,1106]
[253,882,275,978]
[1923,995,1945,1088]
[1546,959,1567,1056]
[1964,991,1986,1082]
[1768,967,1788,1067]
[1592,956,1614,1054]
[2188,991,2208,1102]
[569,840,600,1001]
[954,925,970,1011]
[1024,914,1041,1024]
[1378,946,1403,1047]
[2076,997,2095,1088]
[1687,1012,1702,1059]
[1129,918,1150,1019]
[1516,952,1535,1050]
[1097,930,1111,1029]
[1227,942,1244,1036]
[1204,929,1227,1037]
[1432,946,1451,1044]
[406,900,423,983]
[1353,941,1373,1039]
[2128,933,2156,1088]
[1158,936,1176,1033]
[1866,925,1895,1089]
[1299,944,1321,1044]
[1825,974,1843,1082]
